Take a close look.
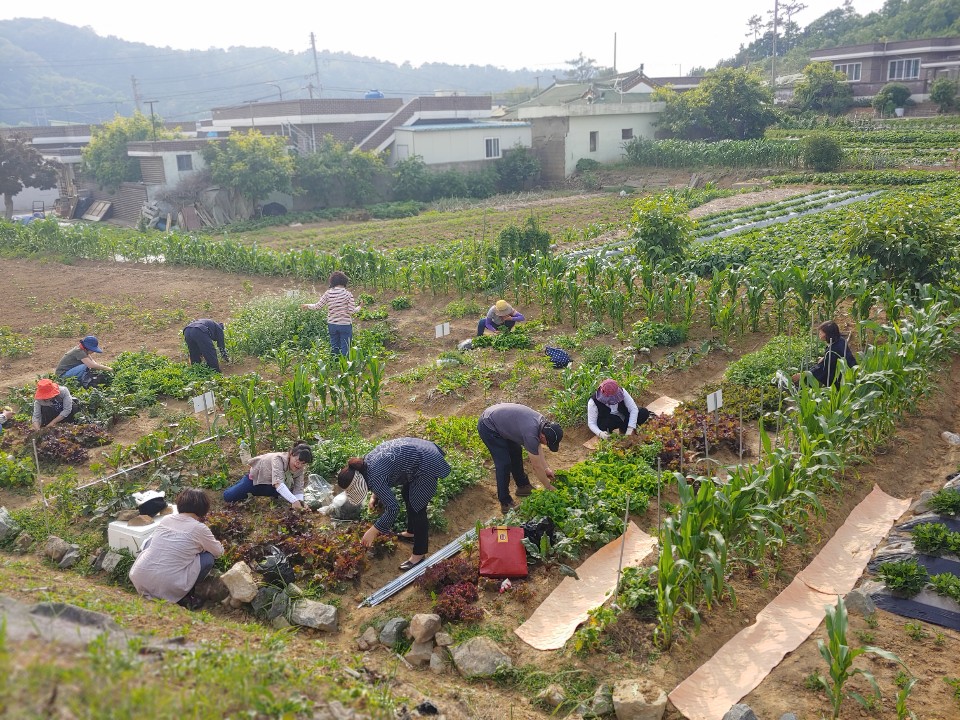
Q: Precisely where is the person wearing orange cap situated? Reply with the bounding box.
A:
[477,299,525,336]
[32,379,77,430]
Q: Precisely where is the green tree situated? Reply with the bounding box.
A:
[496,144,541,192]
[294,135,385,208]
[392,156,432,202]
[842,192,958,283]
[793,62,854,115]
[803,134,844,171]
[0,134,60,220]
[872,82,912,116]
[930,76,957,113]
[81,112,174,191]
[630,194,695,263]
[655,68,777,140]
[564,52,601,83]
[202,131,294,213]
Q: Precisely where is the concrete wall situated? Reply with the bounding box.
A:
[391,125,531,166]
[529,117,570,185]
[8,186,59,214]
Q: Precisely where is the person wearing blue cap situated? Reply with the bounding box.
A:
[55,336,113,387]
[183,319,228,372]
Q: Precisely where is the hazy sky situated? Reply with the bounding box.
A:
[2,1,888,76]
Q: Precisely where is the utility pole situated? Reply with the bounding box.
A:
[144,100,159,141]
[310,32,322,99]
[268,83,283,100]
[534,75,541,95]
[130,75,142,112]
[613,32,617,73]
[771,0,779,90]
[306,82,315,99]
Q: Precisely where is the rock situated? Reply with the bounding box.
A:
[844,588,876,617]
[284,583,303,598]
[116,509,139,522]
[942,431,960,445]
[536,683,566,709]
[779,714,800,720]
[590,684,615,717]
[910,490,935,514]
[409,613,441,643]
[358,626,379,651]
[450,636,512,678]
[194,573,229,603]
[43,536,74,563]
[405,639,434,666]
[612,678,667,720]
[379,617,409,647]
[12,532,34,553]
[30,602,119,631]
[289,599,338,632]
[58,549,80,569]
[434,630,453,647]
[99,551,125,575]
[271,615,291,629]
[429,648,449,674]
[127,515,154,527]
[221,561,259,602]
[0,507,21,542]
[415,700,440,715]
[722,705,758,720]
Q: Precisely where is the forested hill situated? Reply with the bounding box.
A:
[730,0,960,71]
[0,18,549,127]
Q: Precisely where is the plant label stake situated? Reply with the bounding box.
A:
[191,391,216,432]
[656,458,662,532]
[31,438,50,510]
[434,322,450,339]
[739,407,744,460]
[612,492,631,610]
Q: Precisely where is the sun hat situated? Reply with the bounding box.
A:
[494,299,514,317]
[35,379,60,400]
[541,421,563,452]
[344,472,369,506]
[80,335,103,353]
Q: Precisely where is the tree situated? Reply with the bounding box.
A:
[803,134,844,171]
[82,112,175,191]
[793,62,854,115]
[202,131,294,214]
[496,144,541,192]
[872,82,912,116]
[930,76,957,113]
[294,135,385,208]
[655,68,777,140]
[746,14,764,41]
[0,134,60,220]
[392,156,432,202]
[564,53,606,83]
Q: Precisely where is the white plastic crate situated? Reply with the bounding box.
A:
[107,506,178,554]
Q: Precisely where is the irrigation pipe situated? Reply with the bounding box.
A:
[75,434,221,491]
[360,526,478,608]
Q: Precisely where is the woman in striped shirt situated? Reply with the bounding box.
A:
[301,270,359,357]
[337,437,451,572]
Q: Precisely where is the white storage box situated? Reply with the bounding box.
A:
[107,506,178,554]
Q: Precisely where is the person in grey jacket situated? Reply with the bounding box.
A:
[222,441,313,509]
[32,379,77,430]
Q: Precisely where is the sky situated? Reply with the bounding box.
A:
[1,0,889,76]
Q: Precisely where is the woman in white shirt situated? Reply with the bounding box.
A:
[129,488,224,609]
[587,379,652,439]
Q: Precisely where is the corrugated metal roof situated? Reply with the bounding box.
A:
[396,121,531,132]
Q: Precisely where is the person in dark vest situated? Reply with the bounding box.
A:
[792,321,857,387]
[587,379,652,440]
[32,379,78,430]
[183,319,228,372]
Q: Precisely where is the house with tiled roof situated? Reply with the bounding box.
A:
[501,69,665,182]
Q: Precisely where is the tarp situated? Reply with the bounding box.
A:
[515,521,656,650]
[669,485,910,720]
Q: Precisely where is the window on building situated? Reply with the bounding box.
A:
[176,154,193,171]
[888,58,920,81]
[589,131,599,152]
[621,128,634,140]
[833,63,861,81]
[485,137,500,159]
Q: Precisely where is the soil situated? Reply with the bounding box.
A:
[2,182,959,719]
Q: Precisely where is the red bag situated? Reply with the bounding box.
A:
[478,526,528,578]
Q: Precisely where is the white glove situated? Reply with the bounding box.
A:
[597,431,610,440]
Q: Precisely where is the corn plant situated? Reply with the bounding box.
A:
[744,279,767,332]
[223,374,261,452]
[654,529,698,648]
[283,364,312,439]
[815,596,905,720]
[362,353,386,416]
[769,269,791,334]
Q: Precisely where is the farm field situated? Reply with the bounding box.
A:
[1,169,960,720]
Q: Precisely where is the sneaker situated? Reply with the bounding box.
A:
[515,484,533,497]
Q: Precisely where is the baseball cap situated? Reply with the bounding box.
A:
[541,421,563,452]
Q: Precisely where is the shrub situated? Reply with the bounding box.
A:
[576,158,601,173]
[496,144,541,192]
[630,194,695,262]
[930,77,957,113]
[497,216,551,260]
[228,292,330,357]
[803,134,843,172]
[725,335,820,388]
[389,296,412,310]
[445,299,485,319]
[632,319,688,349]
[872,83,912,116]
